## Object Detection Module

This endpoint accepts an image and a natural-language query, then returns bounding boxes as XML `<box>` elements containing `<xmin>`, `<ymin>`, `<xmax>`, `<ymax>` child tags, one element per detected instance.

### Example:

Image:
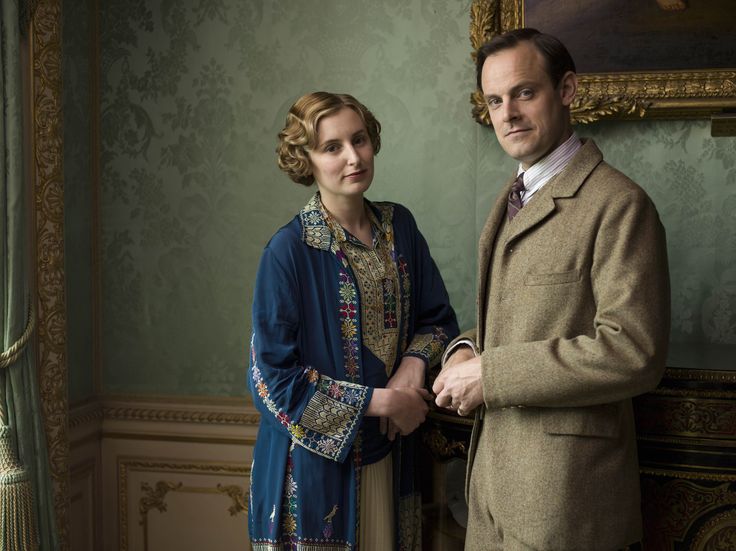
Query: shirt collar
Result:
<box><xmin>517</xmin><ymin>132</ymin><xmax>582</xmax><ymax>202</ymax></box>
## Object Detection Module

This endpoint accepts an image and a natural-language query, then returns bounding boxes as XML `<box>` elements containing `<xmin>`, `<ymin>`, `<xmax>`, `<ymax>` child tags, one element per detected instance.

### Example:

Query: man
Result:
<box><xmin>433</xmin><ymin>28</ymin><xmax>670</xmax><ymax>551</ymax></box>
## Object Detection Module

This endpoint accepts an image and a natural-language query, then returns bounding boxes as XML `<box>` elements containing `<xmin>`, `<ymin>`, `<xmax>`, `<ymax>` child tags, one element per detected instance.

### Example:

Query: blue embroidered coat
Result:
<box><xmin>248</xmin><ymin>194</ymin><xmax>458</xmax><ymax>550</ymax></box>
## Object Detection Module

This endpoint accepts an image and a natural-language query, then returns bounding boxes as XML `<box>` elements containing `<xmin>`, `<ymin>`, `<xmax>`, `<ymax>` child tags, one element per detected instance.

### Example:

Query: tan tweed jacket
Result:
<box><xmin>460</xmin><ymin>139</ymin><xmax>670</xmax><ymax>550</ymax></box>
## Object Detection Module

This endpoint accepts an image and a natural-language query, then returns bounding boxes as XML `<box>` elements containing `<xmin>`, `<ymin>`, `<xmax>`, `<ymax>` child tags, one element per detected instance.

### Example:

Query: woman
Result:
<box><xmin>248</xmin><ymin>92</ymin><xmax>458</xmax><ymax>551</ymax></box>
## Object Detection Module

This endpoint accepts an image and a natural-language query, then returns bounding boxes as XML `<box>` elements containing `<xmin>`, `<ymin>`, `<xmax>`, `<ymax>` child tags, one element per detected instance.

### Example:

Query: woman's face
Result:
<box><xmin>308</xmin><ymin>107</ymin><xmax>374</xmax><ymax>205</ymax></box>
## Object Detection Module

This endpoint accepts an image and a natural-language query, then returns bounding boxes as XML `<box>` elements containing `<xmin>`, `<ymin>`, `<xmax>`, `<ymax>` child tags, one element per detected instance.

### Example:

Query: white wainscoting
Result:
<box><xmin>69</xmin><ymin>396</ymin><xmax>259</xmax><ymax>551</ymax></box>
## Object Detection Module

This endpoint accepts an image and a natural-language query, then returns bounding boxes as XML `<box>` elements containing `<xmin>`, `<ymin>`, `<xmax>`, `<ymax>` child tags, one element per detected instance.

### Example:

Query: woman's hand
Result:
<box><xmin>382</xmin><ymin>356</ymin><xmax>426</xmax><ymax>439</ymax></box>
<box><xmin>387</xmin><ymin>355</ymin><xmax>426</xmax><ymax>389</ymax></box>
<box><xmin>367</xmin><ymin>387</ymin><xmax>433</xmax><ymax>441</ymax></box>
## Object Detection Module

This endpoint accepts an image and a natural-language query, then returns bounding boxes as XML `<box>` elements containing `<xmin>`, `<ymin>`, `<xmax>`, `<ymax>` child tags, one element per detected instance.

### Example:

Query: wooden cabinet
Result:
<box><xmin>421</xmin><ymin>367</ymin><xmax>736</xmax><ymax>550</ymax></box>
<box><xmin>635</xmin><ymin>367</ymin><xmax>736</xmax><ymax>550</ymax></box>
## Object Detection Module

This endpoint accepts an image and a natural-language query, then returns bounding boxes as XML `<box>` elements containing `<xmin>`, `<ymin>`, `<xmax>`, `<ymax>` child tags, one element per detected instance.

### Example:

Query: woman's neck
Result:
<box><xmin>321</xmin><ymin>193</ymin><xmax>372</xmax><ymax>246</ymax></box>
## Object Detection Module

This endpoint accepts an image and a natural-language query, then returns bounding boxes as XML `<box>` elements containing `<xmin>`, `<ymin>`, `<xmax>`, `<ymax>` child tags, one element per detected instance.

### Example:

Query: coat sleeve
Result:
<box><xmin>483</xmin><ymin>187</ymin><xmax>670</xmax><ymax>408</ymax></box>
<box><xmin>399</xmin><ymin>207</ymin><xmax>460</xmax><ymax>368</ymax></box>
<box><xmin>249</xmin><ymin>243</ymin><xmax>373</xmax><ymax>463</ymax></box>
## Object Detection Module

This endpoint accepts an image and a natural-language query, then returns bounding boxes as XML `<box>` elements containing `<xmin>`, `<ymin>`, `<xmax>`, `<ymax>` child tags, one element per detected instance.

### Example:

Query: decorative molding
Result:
<box><xmin>468</xmin><ymin>0</ymin><xmax>736</xmax><ymax>124</ymax></box>
<box><xmin>641</xmin><ymin>477</ymin><xmax>736</xmax><ymax>549</ymax></box>
<box><xmin>640</xmin><ymin>468</ymin><xmax>736</xmax><ymax>483</ymax></box>
<box><xmin>70</xmin><ymin>396</ymin><xmax>260</xmax><ymax>428</ymax></box>
<box><xmin>138</xmin><ymin>480</ymin><xmax>249</xmax><ymax>551</ymax></box>
<box><xmin>651</xmin><ymin>387</ymin><xmax>736</xmax><ymax>400</ymax></box>
<box><xmin>119</xmin><ymin>459</ymin><xmax>250</xmax><ymax>551</ymax></box>
<box><xmin>102</xmin><ymin>405</ymin><xmax>260</xmax><ymax>426</ymax></box>
<box><xmin>637</xmin><ymin>435</ymin><xmax>736</xmax><ymax>449</ymax></box>
<box><xmin>691</xmin><ymin>509</ymin><xmax>736</xmax><ymax>551</ymax></box>
<box><xmin>663</xmin><ymin>368</ymin><xmax>736</xmax><ymax>385</ymax></box>
<box><xmin>139</xmin><ymin>481</ymin><xmax>182</xmax><ymax>521</ymax></box>
<box><xmin>422</xmin><ymin>426</ymin><xmax>467</xmax><ymax>460</ymax></box>
<box><xmin>103</xmin><ymin>432</ymin><xmax>256</xmax><ymax>446</ymax></box>
<box><xmin>635</xmin><ymin>397</ymin><xmax>736</xmax><ymax>440</ymax></box>
<box><xmin>69</xmin><ymin>401</ymin><xmax>104</xmax><ymax>430</ymax></box>
<box><xmin>216</xmin><ymin>483</ymin><xmax>249</xmax><ymax>516</ymax></box>
<box><xmin>139</xmin><ymin>480</ymin><xmax>183</xmax><ymax>551</ymax></box>
<box><xmin>31</xmin><ymin>1</ymin><xmax>70</xmax><ymax>549</ymax></box>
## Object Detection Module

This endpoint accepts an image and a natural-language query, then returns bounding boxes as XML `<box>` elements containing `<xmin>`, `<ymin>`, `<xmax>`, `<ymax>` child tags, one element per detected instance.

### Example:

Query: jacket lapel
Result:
<box><xmin>476</xmin><ymin>183</ymin><xmax>511</xmax><ymax>339</ymax></box>
<box><xmin>503</xmin><ymin>139</ymin><xmax>604</xmax><ymax>247</ymax></box>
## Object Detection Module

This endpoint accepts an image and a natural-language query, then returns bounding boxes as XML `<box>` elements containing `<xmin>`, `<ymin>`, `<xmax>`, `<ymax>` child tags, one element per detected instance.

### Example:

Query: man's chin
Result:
<box><xmin>500</xmin><ymin>144</ymin><xmax>529</xmax><ymax>163</ymax></box>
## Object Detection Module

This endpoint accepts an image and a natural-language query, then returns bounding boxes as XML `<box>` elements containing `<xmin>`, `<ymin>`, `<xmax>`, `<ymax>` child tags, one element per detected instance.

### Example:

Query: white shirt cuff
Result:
<box><xmin>441</xmin><ymin>338</ymin><xmax>479</xmax><ymax>367</ymax></box>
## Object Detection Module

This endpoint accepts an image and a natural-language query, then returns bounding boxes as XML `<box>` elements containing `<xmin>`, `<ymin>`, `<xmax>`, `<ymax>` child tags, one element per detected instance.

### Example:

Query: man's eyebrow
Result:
<box><xmin>484</xmin><ymin>81</ymin><xmax>538</xmax><ymax>100</ymax></box>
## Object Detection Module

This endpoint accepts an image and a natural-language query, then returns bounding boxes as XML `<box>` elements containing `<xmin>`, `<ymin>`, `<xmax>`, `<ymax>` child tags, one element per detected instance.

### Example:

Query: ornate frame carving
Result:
<box><xmin>469</xmin><ymin>0</ymin><xmax>736</xmax><ymax>125</ymax></box>
<box><xmin>30</xmin><ymin>0</ymin><xmax>69</xmax><ymax>549</ymax></box>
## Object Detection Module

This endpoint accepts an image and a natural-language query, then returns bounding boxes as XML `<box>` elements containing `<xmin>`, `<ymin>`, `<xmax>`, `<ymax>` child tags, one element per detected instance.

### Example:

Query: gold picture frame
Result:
<box><xmin>469</xmin><ymin>0</ymin><xmax>736</xmax><ymax>125</ymax></box>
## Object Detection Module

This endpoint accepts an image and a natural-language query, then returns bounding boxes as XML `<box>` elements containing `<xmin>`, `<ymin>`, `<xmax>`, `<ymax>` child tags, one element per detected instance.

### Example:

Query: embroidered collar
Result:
<box><xmin>299</xmin><ymin>192</ymin><xmax>387</xmax><ymax>251</ymax></box>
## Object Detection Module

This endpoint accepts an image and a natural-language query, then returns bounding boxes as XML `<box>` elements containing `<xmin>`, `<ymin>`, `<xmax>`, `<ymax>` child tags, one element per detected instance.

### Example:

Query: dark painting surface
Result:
<box><xmin>524</xmin><ymin>0</ymin><xmax>736</xmax><ymax>73</ymax></box>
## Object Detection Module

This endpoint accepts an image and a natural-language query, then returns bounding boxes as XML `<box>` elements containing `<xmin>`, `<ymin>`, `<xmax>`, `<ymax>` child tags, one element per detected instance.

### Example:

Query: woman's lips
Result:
<box><xmin>345</xmin><ymin>169</ymin><xmax>367</xmax><ymax>179</ymax></box>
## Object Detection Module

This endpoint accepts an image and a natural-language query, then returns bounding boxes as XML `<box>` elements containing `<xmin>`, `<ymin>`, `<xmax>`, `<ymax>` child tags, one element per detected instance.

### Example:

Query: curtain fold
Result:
<box><xmin>1</xmin><ymin>0</ymin><xmax>59</xmax><ymax>549</ymax></box>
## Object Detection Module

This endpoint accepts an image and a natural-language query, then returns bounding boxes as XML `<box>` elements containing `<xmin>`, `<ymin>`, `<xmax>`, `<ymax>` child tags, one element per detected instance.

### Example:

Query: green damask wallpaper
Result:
<box><xmin>586</xmin><ymin>120</ymin><xmax>736</xmax><ymax>363</ymax></box>
<box><xmin>63</xmin><ymin>0</ymin><xmax>94</xmax><ymax>404</ymax></box>
<box><xmin>98</xmin><ymin>0</ymin><xmax>736</xmax><ymax>397</ymax></box>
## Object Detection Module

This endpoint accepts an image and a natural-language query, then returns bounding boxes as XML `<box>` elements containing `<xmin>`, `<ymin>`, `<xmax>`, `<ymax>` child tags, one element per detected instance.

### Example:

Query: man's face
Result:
<box><xmin>481</xmin><ymin>42</ymin><xmax>575</xmax><ymax>170</ymax></box>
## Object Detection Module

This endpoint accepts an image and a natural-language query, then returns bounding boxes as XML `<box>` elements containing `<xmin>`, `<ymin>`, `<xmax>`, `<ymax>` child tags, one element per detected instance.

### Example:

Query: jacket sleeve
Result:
<box><xmin>483</xmin><ymin>187</ymin><xmax>670</xmax><ymax>408</ymax></box>
<box><xmin>399</xmin><ymin>207</ymin><xmax>460</xmax><ymax>368</ymax></box>
<box><xmin>249</xmin><ymin>243</ymin><xmax>372</xmax><ymax>463</ymax></box>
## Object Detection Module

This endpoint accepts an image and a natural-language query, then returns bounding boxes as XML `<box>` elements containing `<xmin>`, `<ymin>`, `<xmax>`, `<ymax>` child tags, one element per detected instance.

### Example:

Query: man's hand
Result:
<box><xmin>432</xmin><ymin>355</ymin><xmax>484</xmax><ymax>416</ymax></box>
<box><xmin>443</xmin><ymin>345</ymin><xmax>475</xmax><ymax>369</ymax></box>
<box><xmin>382</xmin><ymin>356</ymin><xmax>426</xmax><ymax>440</ymax></box>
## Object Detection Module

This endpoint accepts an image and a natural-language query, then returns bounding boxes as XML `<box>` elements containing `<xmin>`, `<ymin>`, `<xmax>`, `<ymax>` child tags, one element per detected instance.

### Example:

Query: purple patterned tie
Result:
<box><xmin>507</xmin><ymin>173</ymin><xmax>526</xmax><ymax>221</ymax></box>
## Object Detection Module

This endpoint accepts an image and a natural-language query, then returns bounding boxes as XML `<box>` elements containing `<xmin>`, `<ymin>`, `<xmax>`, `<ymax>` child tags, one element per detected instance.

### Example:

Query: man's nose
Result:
<box><xmin>501</xmin><ymin>100</ymin><xmax>518</xmax><ymax>122</ymax></box>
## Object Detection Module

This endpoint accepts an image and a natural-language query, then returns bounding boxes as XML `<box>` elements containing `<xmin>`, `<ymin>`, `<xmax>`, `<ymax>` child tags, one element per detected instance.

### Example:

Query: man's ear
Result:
<box><xmin>558</xmin><ymin>70</ymin><xmax>577</xmax><ymax>107</ymax></box>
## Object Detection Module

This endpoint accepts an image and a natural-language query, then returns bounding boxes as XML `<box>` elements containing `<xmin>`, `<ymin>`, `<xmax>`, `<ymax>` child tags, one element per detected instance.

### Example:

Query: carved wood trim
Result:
<box><xmin>31</xmin><ymin>1</ymin><xmax>69</xmax><ymax>549</ymax></box>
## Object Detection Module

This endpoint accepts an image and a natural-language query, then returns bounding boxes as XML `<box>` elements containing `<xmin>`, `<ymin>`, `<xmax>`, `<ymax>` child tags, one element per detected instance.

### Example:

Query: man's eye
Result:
<box><xmin>519</xmin><ymin>89</ymin><xmax>533</xmax><ymax>98</ymax></box>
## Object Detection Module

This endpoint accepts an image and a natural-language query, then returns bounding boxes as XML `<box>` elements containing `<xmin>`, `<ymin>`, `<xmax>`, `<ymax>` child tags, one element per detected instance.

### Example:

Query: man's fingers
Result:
<box><xmin>417</xmin><ymin>388</ymin><xmax>433</xmax><ymax>401</ymax></box>
<box><xmin>434</xmin><ymin>389</ymin><xmax>452</xmax><ymax>408</ymax></box>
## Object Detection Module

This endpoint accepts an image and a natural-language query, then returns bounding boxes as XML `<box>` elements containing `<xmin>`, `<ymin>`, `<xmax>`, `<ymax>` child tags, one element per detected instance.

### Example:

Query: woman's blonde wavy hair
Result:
<box><xmin>277</xmin><ymin>92</ymin><xmax>382</xmax><ymax>186</ymax></box>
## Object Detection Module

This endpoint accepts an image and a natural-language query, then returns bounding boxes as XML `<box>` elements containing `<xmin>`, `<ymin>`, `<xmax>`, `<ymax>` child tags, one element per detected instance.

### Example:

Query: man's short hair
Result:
<box><xmin>475</xmin><ymin>28</ymin><xmax>576</xmax><ymax>90</ymax></box>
